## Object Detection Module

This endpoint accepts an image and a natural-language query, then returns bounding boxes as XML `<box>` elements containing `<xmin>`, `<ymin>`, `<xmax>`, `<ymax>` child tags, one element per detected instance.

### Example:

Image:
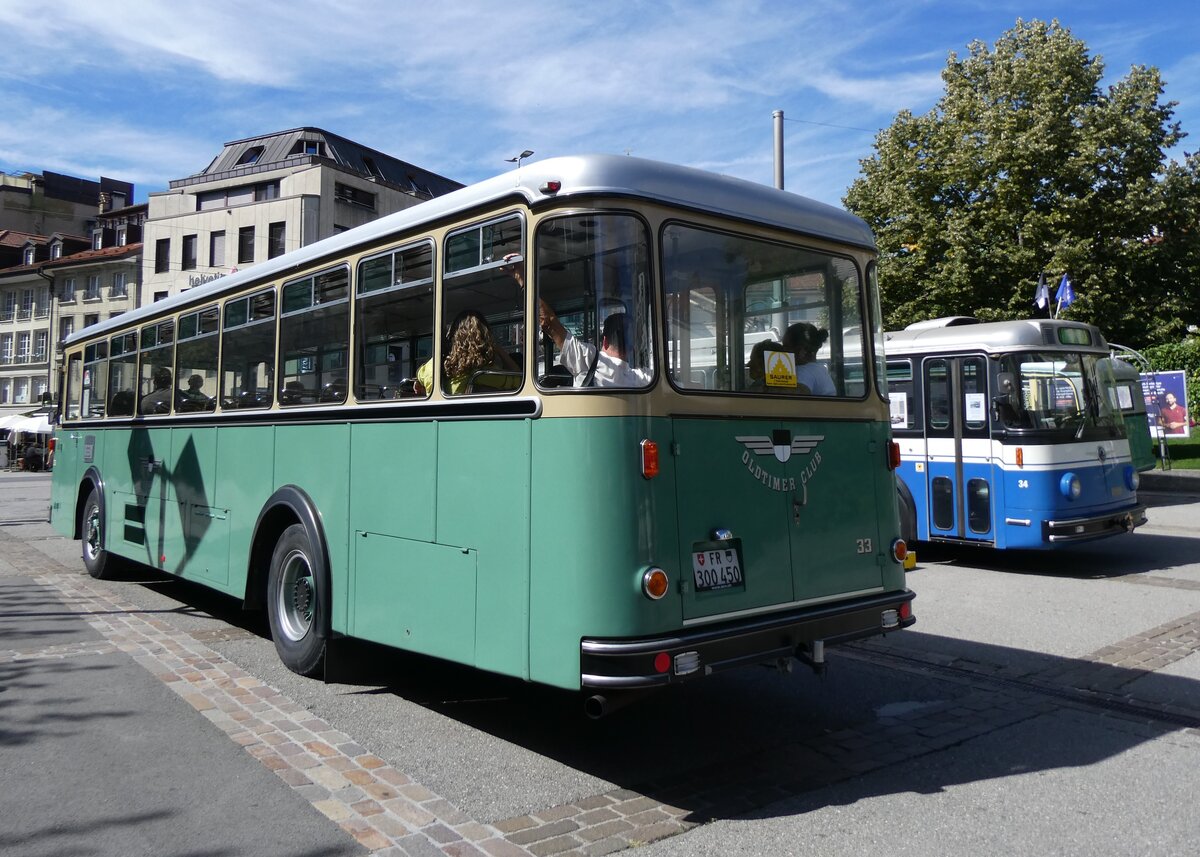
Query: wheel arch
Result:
<box><xmin>895</xmin><ymin>476</ymin><xmax>919</xmax><ymax>544</ymax></box>
<box><xmin>245</xmin><ymin>485</ymin><xmax>331</xmax><ymax>630</ymax></box>
<box><xmin>73</xmin><ymin>467</ymin><xmax>106</xmax><ymax>542</ymax></box>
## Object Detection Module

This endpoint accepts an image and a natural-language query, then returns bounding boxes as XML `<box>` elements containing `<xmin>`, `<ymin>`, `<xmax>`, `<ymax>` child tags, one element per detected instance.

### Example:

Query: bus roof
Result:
<box><xmin>65</xmin><ymin>154</ymin><xmax>875</xmax><ymax>347</ymax></box>
<box><xmin>884</xmin><ymin>317</ymin><xmax>1108</xmax><ymax>355</ymax></box>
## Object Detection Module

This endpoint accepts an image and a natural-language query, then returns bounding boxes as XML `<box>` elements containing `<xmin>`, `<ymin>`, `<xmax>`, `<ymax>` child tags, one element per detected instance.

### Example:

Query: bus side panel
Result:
<box><xmin>275</xmin><ymin>424</ymin><xmax>350</xmax><ymax>635</ymax></box>
<box><xmin>216</xmin><ymin>426</ymin><xmax>275</xmax><ymax>597</ymax></box>
<box><xmin>436</xmin><ymin>418</ymin><xmax>531</xmax><ymax>680</ymax></box>
<box><xmin>110</xmin><ymin>427</ymin><xmax>177</xmax><ymax>570</ymax></box>
<box><xmin>870</xmin><ymin>421</ymin><xmax>907</xmax><ymax>594</ymax></box>
<box><xmin>169</xmin><ymin>426</ymin><xmax>229</xmax><ymax>587</ymax></box>
<box><xmin>528</xmin><ymin>416</ymin><xmax>677</xmax><ymax>690</ymax></box>
<box><xmin>49</xmin><ymin>429</ymin><xmax>81</xmax><ymax>536</ymax></box>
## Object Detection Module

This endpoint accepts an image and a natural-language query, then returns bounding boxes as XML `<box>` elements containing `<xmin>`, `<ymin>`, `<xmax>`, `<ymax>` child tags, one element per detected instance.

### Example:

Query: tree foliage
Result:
<box><xmin>844</xmin><ymin>19</ymin><xmax>1200</xmax><ymax>350</ymax></box>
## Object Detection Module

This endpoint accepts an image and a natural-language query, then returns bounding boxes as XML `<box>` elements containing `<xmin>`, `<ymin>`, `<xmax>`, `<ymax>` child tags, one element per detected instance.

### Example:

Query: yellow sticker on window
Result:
<box><xmin>764</xmin><ymin>349</ymin><xmax>797</xmax><ymax>387</ymax></box>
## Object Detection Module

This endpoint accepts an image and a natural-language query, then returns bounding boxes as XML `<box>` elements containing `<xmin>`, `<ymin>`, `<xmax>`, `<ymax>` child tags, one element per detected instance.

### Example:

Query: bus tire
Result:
<box><xmin>81</xmin><ymin>487</ymin><xmax>117</xmax><ymax>580</ymax></box>
<box><xmin>267</xmin><ymin>523</ymin><xmax>327</xmax><ymax>677</ymax></box>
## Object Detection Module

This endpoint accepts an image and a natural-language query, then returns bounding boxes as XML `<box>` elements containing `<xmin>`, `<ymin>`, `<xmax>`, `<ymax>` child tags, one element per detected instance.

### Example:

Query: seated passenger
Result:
<box><xmin>139</xmin><ymin>367</ymin><xmax>174</xmax><ymax>414</ymax></box>
<box><xmin>782</xmin><ymin>322</ymin><xmax>836</xmax><ymax>396</ymax></box>
<box><xmin>539</xmin><ymin>306</ymin><xmax>651</xmax><ymax>388</ymax></box>
<box><xmin>415</xmin><ymin>310</ymin><xmax>517</xmax><ymax>395</ymax></box>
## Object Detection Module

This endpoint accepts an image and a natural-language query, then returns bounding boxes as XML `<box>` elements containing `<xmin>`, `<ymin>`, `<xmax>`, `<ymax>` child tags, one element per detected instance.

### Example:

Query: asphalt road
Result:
<box><xmin>3</xmin><ymin>470</ymin><xmax>1199</xmax><ymax>856</ymax></box>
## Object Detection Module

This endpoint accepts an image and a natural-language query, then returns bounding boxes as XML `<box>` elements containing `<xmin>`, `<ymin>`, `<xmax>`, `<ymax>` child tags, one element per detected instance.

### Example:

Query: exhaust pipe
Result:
<box><xmin>583</xmin><ymin>690</ymin><xmax>648</xmax><ymax>719</ymax></box>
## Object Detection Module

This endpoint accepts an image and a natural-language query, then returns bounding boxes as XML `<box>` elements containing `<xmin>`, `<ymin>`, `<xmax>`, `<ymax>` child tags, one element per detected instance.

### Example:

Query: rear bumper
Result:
<box><xmin>580</xmin><ymin>589</ymin><xmax>915</xmax><ymax>689</ymax></box>
<box><xmin>1042</xmin><ymin>504</ymin><xmax>1147</xmax><ymax>543</ymax></box>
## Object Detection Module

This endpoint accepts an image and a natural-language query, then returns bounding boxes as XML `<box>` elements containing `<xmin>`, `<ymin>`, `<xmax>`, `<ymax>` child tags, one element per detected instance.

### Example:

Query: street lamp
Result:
<box><xmin>506</xmin><ymin>150</ymin><xmax>534</xmax><ymax>168</ymax></box>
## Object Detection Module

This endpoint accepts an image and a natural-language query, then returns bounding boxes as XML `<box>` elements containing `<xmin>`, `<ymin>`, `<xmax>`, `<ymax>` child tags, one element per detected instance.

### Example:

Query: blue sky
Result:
<box><xmin>1</xmin><ymin>1</ymin><xmax>1196</xmax><ymax>208</ymax></box>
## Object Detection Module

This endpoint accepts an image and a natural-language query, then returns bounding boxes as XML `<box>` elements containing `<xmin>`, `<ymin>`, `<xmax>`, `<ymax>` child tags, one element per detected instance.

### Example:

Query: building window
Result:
<box><xmin>362</xmin><ymin>156</ymin><xmax>384</xmax><ymax>179</ymax></box>
<box><xmin>84</xmin><ymin>314</ymin><xmax>100</xmax><ymax>328</ymax></box>
<box><xmin>154</xmin><ymin>291</ymin><xmax>168</xmax><ymax>302</ymax></box>
<box><xmin>59</xmin><ymin>317</ymin><xmax>74</xmax><ymax>342</ymax></box>
<box><xmin>238</xmin><ymin>226</ymin><xmax>255</xmax><ymax>264</ymax></box>
<box><xmin>290</xmin><ymin>139</ymin><xmax>325</xmax><ymax>157</ymax></box>
<box><xmin>236</xmin><ymin>145</ymin><xmax>265</xmax><ymax>165</ymax></box>
<box><xmin>92</xmin><ymin>232</ymin><xmax>103</xmax><ymax>250</ymax></box>
<box><xmin>35</xmin><ymin>331</ymin><xmax>47</xmax><ymax>359</ymax></box>
<box><xmin>61</xmin><ymin>278</ymin><xmax>76</xmax><ymax>303</ymax></box>
<box><xmin>0</xmin><ymin>379</ymin><xmax>8</xmax><ymax>403</ymax></box>
<box><xmin>84</xmin><ymin>276</ymin><xmax>101</xmax><ymax>300</ymax></box>
<box><xmin>23</xmin><ymin>247</ymin><xmax>35</xmax><ymax>265</ymax></box>
<box><xmin>51</xmin><ymin>242</ymin><xmax>62</xmax><ymax>259</ymax></box>
<box><xmin>117</xmin><ymin>227</ymin><xmax>127</xmax><ymax>246</ymax></box>
<box><xmin>2</xmin><ymin>292</ymin><xmax>16</xmax><ymax>320</ymax></box>
<box><xmin>182</xmin><ymin>234</ymin><xmax>198</xmax><ymax>270</ymax></box>
<box><xmin>334</xmin><ymin>183</ymin><xmax>375</xmax><ymax>210</ymax></box>
<box><xmin>268</xmin><ymin>222</ymin><xmax>286</xmax><ymax>259</ymax></box>
<box><xmin>210</xmin><ymin>231</ymin><xmax>225</xmax><ymax>267</ymax></box>
<box><xmin>255</xmin><ymin>181</ymin><xmax>280</xmax><ymax>201</ymax></box>
<box><xmin>19</xmin><ymin>289</ymin><xmax>33</xmax><ymax>319</ymax></box>
<box><xmin>111</xmin><ymin>272</ymin><xmax>127</xmax><ymax>297</ymax></box>
<box><xmin>155</xmin><ymin>238</ymin><xmax>170</xmax><ymax>273</ymax></box>
<box><xmin>14</xmin><ymin>377</ymin><xmax>28</xmax><ymax>404</ymax></box>
<box><xmin>17</xmin><ymin>332</ymin><xmax>30</xmax><ymax>361</ymax></box>
<box><xmin>1</xmin><ymin>334</ymin><xmax>12</xmax><ymax>363</ymax></box>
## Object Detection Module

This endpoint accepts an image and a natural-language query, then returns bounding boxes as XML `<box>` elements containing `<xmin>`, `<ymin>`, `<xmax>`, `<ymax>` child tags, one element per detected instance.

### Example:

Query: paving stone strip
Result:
<box><xmin>1</xmin><ymin>538</ymin><xmax>531</xmax><ymax>857</ymax></box>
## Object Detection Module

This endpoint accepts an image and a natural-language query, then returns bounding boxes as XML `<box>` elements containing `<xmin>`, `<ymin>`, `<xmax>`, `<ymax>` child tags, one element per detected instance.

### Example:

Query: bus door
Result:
<box><xmin>922</xmin><ymin>355</ymin><xmax>995</xmax><ymax>542</ymax></box>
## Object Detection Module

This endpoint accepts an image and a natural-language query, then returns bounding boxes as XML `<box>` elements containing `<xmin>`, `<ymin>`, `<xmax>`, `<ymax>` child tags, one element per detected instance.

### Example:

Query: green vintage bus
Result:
<box><xmin>51</xmin><ymin>155</ymin><xmax>914</xmax><ymax>715</ymax></box>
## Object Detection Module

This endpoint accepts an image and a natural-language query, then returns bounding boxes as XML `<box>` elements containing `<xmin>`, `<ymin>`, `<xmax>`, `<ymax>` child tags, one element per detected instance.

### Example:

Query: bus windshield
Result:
<box><xmin>662</xmin><ymin>223</ymin><xmax>867</xmax><ymax>397</ymax></box>
<box><xmin>997</xmin><ymin>351</ymin><xmax>1121</xmax><ymax>435</ymax></box>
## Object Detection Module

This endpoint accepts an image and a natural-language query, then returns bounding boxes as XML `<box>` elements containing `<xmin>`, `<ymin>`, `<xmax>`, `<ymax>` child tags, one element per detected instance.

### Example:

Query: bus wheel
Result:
<box><xmin>267</xmin><ymin>524</ymin><xmax>327</xmax><ymax>677</ymax></box>
<box><xmin>81</xmin><ymin>487</ymin><xmax>116</xmax><ymax>580</ymax></box>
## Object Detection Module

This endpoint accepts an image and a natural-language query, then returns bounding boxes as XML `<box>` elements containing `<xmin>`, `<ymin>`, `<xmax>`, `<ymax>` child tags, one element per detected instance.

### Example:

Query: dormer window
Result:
<box><xmin>93</xmin><ymin>231</ymin><xmax>103</xmax><ymax>250</ymax></box>
<box><xmin>50</xmin><ymin>242</ymin><xmax>62</xmax><ymax>260</ymax></box>
<box><xmin>290</xmin><ymin>139</ymin><xmax>325</xmax><ymax>157</ymax></box>
<box><xmin>236</xmin><ymin>145</ymin><xmax>265</xmax><ymax>166</ymax></box>
<box><xmin>23</xmin><ymin>247</ymin><xmax>35</xmax><ymax>265</ymax></box>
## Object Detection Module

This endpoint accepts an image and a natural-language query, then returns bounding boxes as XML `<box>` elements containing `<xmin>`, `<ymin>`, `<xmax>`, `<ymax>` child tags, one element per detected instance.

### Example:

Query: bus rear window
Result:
<box><xmin>663</xmin><ymin>224</ymin><xmax>866</xmax><ymax>398</ymax></box>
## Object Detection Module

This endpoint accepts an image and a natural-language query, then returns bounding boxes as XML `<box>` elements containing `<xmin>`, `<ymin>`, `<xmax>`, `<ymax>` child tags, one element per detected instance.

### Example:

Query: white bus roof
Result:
<box><xmin>884</xmin><ymin>317</ymin><xmax>1108</xmax><ymax>355</ymax></box>
<box><xmin>66</xmin><ymin>154</ymin><xmax>875</xmax><ymax>347</ymax></box>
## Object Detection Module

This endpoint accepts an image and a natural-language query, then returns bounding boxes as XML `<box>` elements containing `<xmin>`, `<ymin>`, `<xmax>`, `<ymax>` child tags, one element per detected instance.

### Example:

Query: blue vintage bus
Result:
<box><xmin>885</xmin><ymin>317</ymin><xmax>1146</xmax><ymax>549</ymax></box>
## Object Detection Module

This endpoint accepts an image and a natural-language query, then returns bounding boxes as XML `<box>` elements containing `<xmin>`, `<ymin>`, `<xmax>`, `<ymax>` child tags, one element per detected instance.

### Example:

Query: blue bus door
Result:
<box><xmin>923</xmin><ymin>356</ymin><xmax>995</xmax><ymax>543</ymax></box>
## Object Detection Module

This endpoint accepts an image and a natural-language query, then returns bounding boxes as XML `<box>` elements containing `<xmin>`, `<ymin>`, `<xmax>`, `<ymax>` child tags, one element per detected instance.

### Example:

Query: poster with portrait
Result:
<box><xmin>1140</xmin><ymin>370</ymin><xmax>1190</xmax><ymax>438</ymax></box>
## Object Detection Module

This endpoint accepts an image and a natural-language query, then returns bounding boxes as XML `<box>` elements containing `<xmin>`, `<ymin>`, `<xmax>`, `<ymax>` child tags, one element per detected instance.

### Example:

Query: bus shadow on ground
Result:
<box><xmin>116</xmin><ymin>566</ymin><xmax>1200</xmax><ymax>825</ymax></box>
<box><xmin>324</xmin><ymin>629</ymin><xmax>1200</xmax><ymax>824</ymax></box>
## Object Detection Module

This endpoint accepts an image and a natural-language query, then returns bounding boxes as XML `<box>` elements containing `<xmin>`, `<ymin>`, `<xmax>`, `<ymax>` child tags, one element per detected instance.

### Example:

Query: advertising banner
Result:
<box><xmin>1141</xmin><ymin>370</ymin><xmax>1190</xmax><ymax>438</ymax></box>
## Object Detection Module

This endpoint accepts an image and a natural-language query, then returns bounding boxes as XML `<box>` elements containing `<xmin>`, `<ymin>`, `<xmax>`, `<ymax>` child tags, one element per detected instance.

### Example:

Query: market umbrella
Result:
<box><xmin>9</xmin><ymin>413</ymin><xmax>52</xmax><ymax>434</ymax></box>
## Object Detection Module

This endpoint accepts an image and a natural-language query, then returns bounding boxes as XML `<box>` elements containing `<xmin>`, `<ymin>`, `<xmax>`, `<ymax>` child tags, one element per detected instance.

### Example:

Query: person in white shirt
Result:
<box><xmin>540</xmin><ymin>305</ymin><xmax>651</xmax><ymax>388</ymax></box>
<box><xmin>782</xmin><ymin>322</ymin><xmax>837</xmax><ymax>396</ymax></box>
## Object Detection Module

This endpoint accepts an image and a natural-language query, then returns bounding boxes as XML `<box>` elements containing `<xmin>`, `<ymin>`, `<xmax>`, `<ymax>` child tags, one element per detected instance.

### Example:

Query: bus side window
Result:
<box><xmin>355</xmin><ymin>242</ymin><xmax>434</xmax><ymax>400</ymax></box>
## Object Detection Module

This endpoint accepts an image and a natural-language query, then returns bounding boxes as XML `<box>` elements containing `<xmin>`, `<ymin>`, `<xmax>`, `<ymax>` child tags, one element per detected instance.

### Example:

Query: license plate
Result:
<box><xmin>692</xmin><ymin>542</ymin><xmax>744</xmax><ymax>592</ymax></box>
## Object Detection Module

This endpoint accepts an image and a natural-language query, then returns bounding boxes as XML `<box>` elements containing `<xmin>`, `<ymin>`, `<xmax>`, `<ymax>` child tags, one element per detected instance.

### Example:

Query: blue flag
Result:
<box><xmin>1033</xmin><ymin>273</ymin><xmax>1049</xmax><ymax>310</ymax></box>
<box><xmin>1055</xmin><ymin>274</ymin><xmax>1076</xmax><ymax>310</ymax></box>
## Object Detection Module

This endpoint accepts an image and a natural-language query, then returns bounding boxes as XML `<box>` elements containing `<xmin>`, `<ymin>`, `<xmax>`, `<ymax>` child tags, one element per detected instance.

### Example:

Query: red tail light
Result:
<box><xmin>641</xmin><ymin>439</ymin><xmax>659</xmax><ymax>479</ymax></box>
<box><xmin>888</xmin><ymin>441</ymin><xmax>901</xmax><ymax>470</ymax></box>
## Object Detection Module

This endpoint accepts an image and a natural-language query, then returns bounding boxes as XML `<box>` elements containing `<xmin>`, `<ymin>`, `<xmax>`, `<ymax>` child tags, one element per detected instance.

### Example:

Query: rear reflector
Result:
<box><xmin>641</xmin><ymin>439</ymin><xmax>659</xmax><ymax>479</ymax></box>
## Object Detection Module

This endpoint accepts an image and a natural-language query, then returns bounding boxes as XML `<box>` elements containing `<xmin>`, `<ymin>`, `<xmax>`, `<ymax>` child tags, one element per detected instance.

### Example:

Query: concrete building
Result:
<box><xmin>142</xmin><ymin>128</ymin><xmax>462</xmax><ymax>304</ymax></box>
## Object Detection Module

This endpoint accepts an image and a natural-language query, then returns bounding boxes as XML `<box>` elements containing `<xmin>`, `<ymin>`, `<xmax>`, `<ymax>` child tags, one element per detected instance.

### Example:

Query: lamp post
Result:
<box><xmin>506</xmin><ymin>150</ymin><xmax>535</xmax><ymax>168</ymax></box>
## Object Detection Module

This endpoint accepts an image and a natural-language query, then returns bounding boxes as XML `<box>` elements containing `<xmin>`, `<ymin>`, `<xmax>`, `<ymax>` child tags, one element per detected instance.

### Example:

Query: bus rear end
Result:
<box><xmin>526</xmin><ymin>206</ymin><xmax>913</xmax><ymax>703</ymax></box>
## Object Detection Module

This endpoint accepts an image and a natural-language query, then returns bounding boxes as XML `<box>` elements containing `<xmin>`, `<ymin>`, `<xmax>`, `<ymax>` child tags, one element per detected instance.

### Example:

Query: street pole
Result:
<box><xmin>773</xmin><ymin>110</ymin><xmax>784</xmax><ymax>190</ymax></box>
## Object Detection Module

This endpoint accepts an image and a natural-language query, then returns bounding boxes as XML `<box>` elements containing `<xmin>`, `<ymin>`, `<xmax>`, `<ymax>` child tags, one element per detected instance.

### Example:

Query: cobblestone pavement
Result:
<box><xmin>5</xmin><ymin>521</ymin><xmax>1200</xmax><ymax>857</ymax></box>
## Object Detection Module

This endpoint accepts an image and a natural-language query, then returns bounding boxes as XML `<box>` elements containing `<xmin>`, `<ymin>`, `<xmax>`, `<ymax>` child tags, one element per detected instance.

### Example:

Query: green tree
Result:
<box><xmin>844</xmin><ymin>19</ymin><xmax>1198</xmax><ymax>350</ymax></box>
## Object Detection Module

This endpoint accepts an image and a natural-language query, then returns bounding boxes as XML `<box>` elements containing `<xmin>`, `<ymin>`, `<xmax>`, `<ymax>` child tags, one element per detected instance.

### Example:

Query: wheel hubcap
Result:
<box><xmin>277</xmin><ymin>550</ymin><xmax>315</xmax><ymax>642</ymax></box>
<box><xmin>84</xmin><ymin>508</ymin><xmax>100</xmax><ymax>561</ymax></box>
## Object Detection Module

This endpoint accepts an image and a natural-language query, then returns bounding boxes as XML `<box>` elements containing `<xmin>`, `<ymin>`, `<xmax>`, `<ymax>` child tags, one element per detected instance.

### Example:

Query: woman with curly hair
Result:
<box><xmin>415</xmin><ymin>310</ymin><xmax>518</xmax><ymax>395</ymax></box>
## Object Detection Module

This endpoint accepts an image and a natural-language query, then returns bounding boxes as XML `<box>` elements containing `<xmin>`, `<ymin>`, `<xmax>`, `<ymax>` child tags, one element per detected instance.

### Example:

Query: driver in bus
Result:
<box><xmin>503</xmin><ymin>253</ymin><xmax>650</xmax><ymax>388</ymax></box>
